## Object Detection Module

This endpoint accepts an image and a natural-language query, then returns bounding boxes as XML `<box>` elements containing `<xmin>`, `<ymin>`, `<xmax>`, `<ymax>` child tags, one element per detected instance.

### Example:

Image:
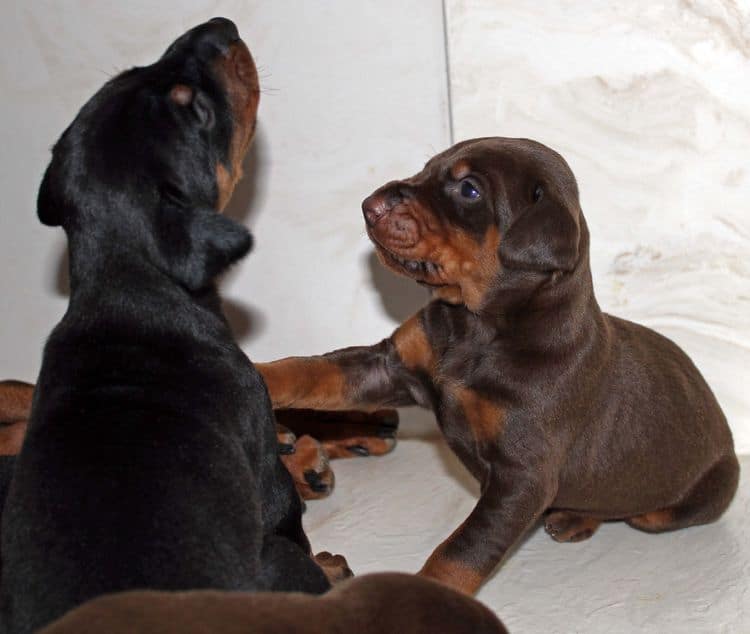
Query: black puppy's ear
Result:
<box><xmin>500</xmin><ymin>191</ymin><xmax>580</xmax><ymax>273</ymax></box>
<box><xmin>37</xmin><ymin>163</ymin><xmax>64</xmax><ymax>227</ymax></box>
<box><xmin>158</xmin><ymin>205</ymin><xmax>253</xmax><ymax>291</ymax></box>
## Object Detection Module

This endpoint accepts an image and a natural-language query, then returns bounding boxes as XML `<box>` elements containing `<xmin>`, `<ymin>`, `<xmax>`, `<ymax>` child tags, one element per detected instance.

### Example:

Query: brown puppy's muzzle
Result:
<box><xmin>362</xmin><ymin>176</ymin><xmax>501</xmax><ymax>312</ymax></box>
<box><xmin>362</xmin><ymin>187</ymin><xmax>421</xmax><ymax>251</ymax></box>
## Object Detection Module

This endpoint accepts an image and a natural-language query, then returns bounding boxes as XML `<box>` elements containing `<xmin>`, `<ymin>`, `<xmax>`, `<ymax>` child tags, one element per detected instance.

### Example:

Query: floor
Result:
<box><xmin>305</xmin><ymin>409</ymin><xmax>749</xmax><ymax>633</ymax></box>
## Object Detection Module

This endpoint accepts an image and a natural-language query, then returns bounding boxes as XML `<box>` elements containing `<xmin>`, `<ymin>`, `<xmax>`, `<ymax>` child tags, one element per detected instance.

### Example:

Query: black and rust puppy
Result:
<box><xmin>257</xmin><ymin>137</ymin><xmax>740</xmax><ymax>595</ymax></box>
<box><xmin>0</xmin><ymin>382</ymin><xmax>398</xmax><ymax>501</ymax></box>
<box><xmin>0</xmin><ymin>19</ymin><xmax>346</xmax><ymax>634</ymax></box>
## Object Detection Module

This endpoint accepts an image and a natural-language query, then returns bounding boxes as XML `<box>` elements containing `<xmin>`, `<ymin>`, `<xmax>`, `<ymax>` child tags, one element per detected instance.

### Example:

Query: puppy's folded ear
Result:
<box><xmin>157</xmin><ymin>205</ymin><xmax>253</xmax><ymax>291</ymax></box>
<box><xmin>500</xmin><ymin>195</ymin><xmax>580</xmax><ymax>273</ymax></box>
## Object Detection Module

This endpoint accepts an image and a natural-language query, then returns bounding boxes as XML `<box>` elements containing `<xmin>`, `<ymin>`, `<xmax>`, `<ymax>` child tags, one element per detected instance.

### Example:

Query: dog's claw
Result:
<box><xmin>304</xmin><ymin>469</ymin><xmax>331</xmax><ymax>493</ymax></box>
<box><xmin>347</xmin><ymin>444</ymin><xmax>370</xmax><ymax>457</ymax></box>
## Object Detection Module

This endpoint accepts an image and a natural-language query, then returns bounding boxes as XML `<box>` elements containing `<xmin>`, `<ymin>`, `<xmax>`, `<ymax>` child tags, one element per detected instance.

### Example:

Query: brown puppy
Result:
<box><xmin>256</xmin><ymin>137</ymin><xmax>740</xmax><ymax>594</ymax></box>
<box><xmin>0</xmin><ymin>381</ymin><xmax>396</xmax><ymax>500</ymax></box>
<box><xmin>39</xmin><ymin>573</ymin><xmax>507</xmax><ymax>634</ymax></box>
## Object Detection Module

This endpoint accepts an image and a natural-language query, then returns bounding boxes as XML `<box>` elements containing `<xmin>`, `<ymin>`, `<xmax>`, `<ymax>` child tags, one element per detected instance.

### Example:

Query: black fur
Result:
<box><xmin>1</xmin><ymin>19</ymin><xmax>328</xmax><ymax>634</ymax></box>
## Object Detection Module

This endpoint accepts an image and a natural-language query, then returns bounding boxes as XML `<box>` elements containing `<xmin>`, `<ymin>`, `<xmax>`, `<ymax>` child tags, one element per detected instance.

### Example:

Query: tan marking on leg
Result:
<box><xmin>258</xmin><ymin>359</ymin><xmax>347</xmax><ymax>410</ymax></box>
<box><xmin>628</xmin><ymin>509</ymin><xmax>675</xmax><ymax>532</ymax></box>
<box><xmin>419</xmin><ymin>552</ymin><xmax>484</xmax><ymax>596</ymax></box>
<box><xmin>392</xmin><ymin>314</ymin><xmax>435</xmax><ymax>372</ymax></box>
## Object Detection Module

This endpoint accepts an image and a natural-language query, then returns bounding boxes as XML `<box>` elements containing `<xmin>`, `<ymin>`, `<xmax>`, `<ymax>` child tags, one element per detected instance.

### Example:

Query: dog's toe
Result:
<box><xmin>276</xmin><ymin>423</ymin><xmax>297</xmax><ymax>454</ymax></box>
<box><xmin>544</xmin><ymin>511</ymin><xmax>601</xmax><ymax>543</ymax></box>
<box><xmin>314</xmin><ymin>551</ymin><xmax>353</xmax><ymax>584</ymax></box>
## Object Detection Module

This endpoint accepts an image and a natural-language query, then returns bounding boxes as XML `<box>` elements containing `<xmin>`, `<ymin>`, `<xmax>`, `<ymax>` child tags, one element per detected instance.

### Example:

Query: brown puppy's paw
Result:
<box><xmin>544</xmin><ymin>511</ymin><xmax>602</xmax><ymax>543</ymax></box>
<box><xmin>314</xmin><ymin>551</ymin><xmax>353</xmax><ymax>585</ymax></box>
<box><xmin>280</xmin><ymin>435</ymin><xmax>334</xmax><ymax>500</ymax></box>
<box><xmin>275</xmin><ymin>408</ymin><xmax>399</xmax><ymax>460</ymax></box>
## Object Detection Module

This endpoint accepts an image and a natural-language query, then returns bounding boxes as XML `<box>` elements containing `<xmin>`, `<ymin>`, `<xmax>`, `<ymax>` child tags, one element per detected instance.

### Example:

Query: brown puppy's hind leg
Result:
<box><xmin>544</xmin><ymin>511</ymin><xmax>602</xmax><ymax>543</ymax></box>
<box><xmin>627</xmin><ymin>454</ymin><xmax>740</xmax><ymax>533</ymax></box>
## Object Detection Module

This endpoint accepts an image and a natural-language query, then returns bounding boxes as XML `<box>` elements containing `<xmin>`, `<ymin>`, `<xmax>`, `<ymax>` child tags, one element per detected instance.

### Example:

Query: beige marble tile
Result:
<box><xmin>446</xmin><ymin>0</ymin><xmax>750</xmax><ymax>452</ymax></box>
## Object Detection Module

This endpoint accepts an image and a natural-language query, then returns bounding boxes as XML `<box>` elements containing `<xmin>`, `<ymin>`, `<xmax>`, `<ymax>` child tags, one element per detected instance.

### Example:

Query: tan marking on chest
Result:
<box><xmin>392</xmin><ymin>314</ymin><xmax>436</xmax><ymax>373</ymax></box>
<box><xmin>449</xmin><ymin>383</ymin><xmax>505</xmax><ymax>442</ymax></box>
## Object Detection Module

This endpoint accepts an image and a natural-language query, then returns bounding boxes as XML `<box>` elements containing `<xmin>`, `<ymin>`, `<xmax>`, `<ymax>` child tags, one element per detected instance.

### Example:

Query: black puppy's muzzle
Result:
<box><xmin>161</xmin><ymin>17</ymin><xmax>241</xmax><ymax>61</ymax></box>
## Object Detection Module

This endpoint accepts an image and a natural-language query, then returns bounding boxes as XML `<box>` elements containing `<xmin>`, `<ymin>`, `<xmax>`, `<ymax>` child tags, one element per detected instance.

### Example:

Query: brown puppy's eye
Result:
<box><xmin>533</xmin><ymin>184</ymin><xmax>544</xmax><ymax>202</ymax></box>
<box><xmin>459</xmin><ymin>178</ymin><xmax>481</xmax><ymax>200</ymax></box>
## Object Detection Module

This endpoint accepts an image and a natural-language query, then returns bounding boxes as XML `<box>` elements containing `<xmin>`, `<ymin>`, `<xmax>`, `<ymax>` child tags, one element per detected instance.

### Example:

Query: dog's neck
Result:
<box><xmin>64</xmin><ymin>228</ymin><xmax>225</xmax><ymax>331</ymax></box>
<box><xmin>477</xmin><ymin>227</ymin><xmax>606</xmax><ymax>354</ymax></box>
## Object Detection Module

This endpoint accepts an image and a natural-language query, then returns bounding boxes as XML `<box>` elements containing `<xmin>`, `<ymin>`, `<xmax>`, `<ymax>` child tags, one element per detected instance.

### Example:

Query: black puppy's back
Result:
<box><xmin>1</xmin><ymin>19</ymin><xmax>329</xmax><ymax>633</ymax></box>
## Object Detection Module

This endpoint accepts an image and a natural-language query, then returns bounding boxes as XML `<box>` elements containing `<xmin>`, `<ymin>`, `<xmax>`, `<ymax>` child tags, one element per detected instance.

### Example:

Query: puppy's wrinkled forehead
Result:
<box><xmin>422</xmin><ymin>137</ymin><xmax>580</xmax><ymax>209</ymax></box>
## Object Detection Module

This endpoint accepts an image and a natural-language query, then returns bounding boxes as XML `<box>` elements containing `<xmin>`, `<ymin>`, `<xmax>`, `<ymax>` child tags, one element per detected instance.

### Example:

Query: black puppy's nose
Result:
<box><xmin>362</xmin><ymin>186</ymin><xmax>406</xmax><ymax>227</ymax></box>
<box><xmin>197</xmin><ymin>17</ymin><xmax>240</xmax><ymax>51</ymax></box>
<box><xmin>206</xmin><ymin>17</ymin><xmax>240</xmax><ymax>44</ymax></box>
<box><xmin>164</xmin><ymin>17</ymin><xmax>240</xmax><ymax>59</ymax></box>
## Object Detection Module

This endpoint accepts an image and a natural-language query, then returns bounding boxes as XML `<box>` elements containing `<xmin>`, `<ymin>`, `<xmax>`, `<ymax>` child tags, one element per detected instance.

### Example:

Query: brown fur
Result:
<box><xmin>259</xmin><ymin>137</ymin><xmax>740</xmax><ymax>594</ymax></box>
<box><xmin>40</xmin><ymin>573</ymin><xmax>507</xmax><ymax>634</ymax></box>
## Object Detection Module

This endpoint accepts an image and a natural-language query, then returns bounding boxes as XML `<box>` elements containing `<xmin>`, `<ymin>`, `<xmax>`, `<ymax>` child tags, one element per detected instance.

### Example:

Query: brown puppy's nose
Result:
<box><xmin>362</xmin><ymin>188</ymin><xmax>405</xmax><ymax>227</ymax></box>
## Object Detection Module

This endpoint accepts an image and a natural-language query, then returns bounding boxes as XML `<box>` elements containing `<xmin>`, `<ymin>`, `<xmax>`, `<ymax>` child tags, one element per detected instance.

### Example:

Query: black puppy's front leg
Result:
<box><xmin>419</xmin><ymin>445</ymin><xmax>555</xmax><ymax>595</ymax></box>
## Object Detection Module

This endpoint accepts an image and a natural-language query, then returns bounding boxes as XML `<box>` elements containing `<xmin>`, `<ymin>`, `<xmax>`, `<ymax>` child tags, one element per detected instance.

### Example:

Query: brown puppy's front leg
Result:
<box><xmin>257</xmin><ymin>314</ymin><xmax>432</xmax><ymax>412</ymax></box>
<box><xmin>420</xmin><ymin>455</ymin><xmax>554</xmax><ymax>595</ymax></box>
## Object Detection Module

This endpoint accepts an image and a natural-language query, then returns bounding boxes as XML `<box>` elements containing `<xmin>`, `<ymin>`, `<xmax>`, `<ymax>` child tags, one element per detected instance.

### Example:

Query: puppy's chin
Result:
<box><xmin>372</xmin><ymin>243</ymin><xmax>465</xmax><ymax>306</ymax></box>
<box><xmin>372</xmin><ymin>242</ymin><xmax>440</xmax><ymax>284</ymax></box>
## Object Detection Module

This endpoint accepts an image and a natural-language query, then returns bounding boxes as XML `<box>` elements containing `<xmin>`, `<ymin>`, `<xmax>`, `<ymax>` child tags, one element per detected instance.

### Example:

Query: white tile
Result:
<box><xmin>446</xmin><ymin>0</ymin><xmax>750</xmax><ymax>452</ymax></box>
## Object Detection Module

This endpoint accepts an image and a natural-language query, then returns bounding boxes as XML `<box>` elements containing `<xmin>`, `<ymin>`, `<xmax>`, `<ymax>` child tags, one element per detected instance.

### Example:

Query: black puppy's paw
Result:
<box><xmin>280</xmin><ymin>435</ymin><xmax>334</xmax><ymax>500</ymax></box>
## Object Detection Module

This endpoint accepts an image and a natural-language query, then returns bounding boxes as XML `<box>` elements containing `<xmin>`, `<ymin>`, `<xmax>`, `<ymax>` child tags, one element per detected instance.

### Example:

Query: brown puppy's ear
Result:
<box><xmin>157</xmin><ymin>205</ymin><xmax>252</xmax><ymax>291</ymax></box>
<box><xmin>500</xmin><ymin>191</ymin><xmax>580</xmax><ymax>273</ymax></box>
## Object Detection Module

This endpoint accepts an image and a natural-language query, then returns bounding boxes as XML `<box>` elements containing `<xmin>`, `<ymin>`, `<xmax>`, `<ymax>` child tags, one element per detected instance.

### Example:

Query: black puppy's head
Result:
<box><xmin>362</xmin><ymin>137</ymin><xmax>584</xmax><ymax>312</ymax></box>
<box><xmin>38</xmin><ymin>18</ymin><xmax>259</xmax><ymax>291</ymax></box>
